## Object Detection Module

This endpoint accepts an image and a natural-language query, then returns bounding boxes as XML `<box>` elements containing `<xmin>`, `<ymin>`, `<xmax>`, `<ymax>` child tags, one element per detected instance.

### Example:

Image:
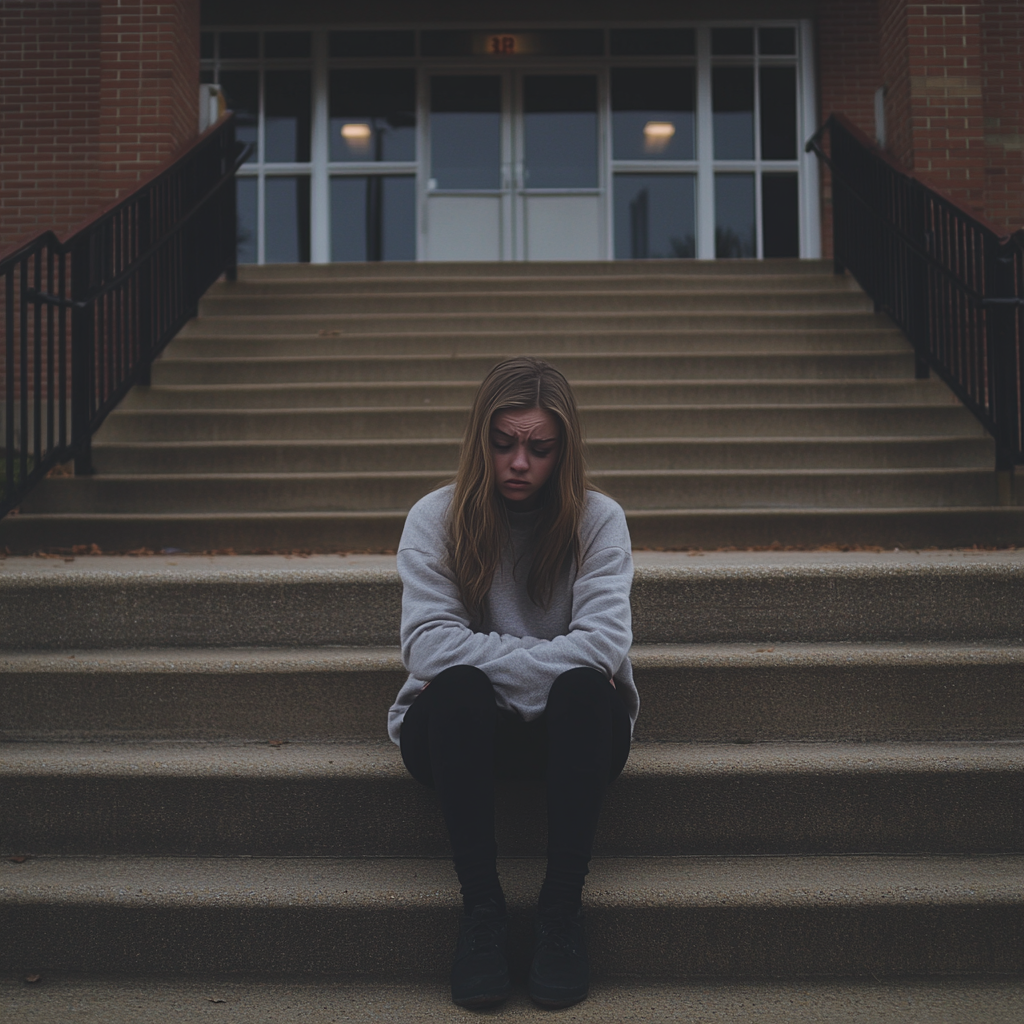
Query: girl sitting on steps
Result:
<box><xmin>388</xmin><ymin>356</ymin><xmax>638</xmax><ymax>1009</ymax></box>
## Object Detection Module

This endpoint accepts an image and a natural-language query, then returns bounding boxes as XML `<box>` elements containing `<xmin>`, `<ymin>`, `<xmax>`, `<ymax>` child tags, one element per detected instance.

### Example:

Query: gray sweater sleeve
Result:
<box><xmin>398</xmin><ymin>489</ymin><xmax>634</xmax><ymax>721</ymax></box>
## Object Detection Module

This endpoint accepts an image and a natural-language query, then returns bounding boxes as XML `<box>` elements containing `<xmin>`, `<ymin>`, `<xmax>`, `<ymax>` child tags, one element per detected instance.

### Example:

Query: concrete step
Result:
<box><xmin>163</xmin><ymin>331</ymin><xmax>909</xmax><ymax>360</ymax></box>
<box><xmin>211</xmin><ymin>270</ymin><xmax>861</xmax><ymax>296</ymax></box>
<box><xmin>235</xmin><ymin>257</ymin><xmax>838</xmax><ymax>279</ymax></box>
<box><xmin>3</xmin><ymin>740</ymin><xmax>1020</xmax><ymax>857</ymax></box>
<box><xmin>5</xmin><ymin>506</ymin><xmax>1024</xmax><ymax>552</ymax></box>
<box><xmin>1</xmin><ymin>854</ymin><xmax>1020</xmax><ymax>975</ymax></box>
<box><xmin>197</xmin><ymin>289</ymin><xmax>875</xmax><ymax>317</ymax></box>
<box><xmin>178</xmin><ymin>309</ymin><xmax>894</xmax><ymax>337</ymax></box>
<box><xmin>3</xmin><ymin>974</ymin><xmax>1022</xmax><ymax>1024</ymax></box>
<box><xmin>151</xmin><ymin>350</ymin><xmax>920</xmax><ymax>385</ymax></box>
<box><xmin>18</xmin><ymin>468</ymin><xmax>1007</xmax><ymax>515</ymax></box>
<box><xmin>90</xmin><ymin>436</ymin><xmax>996</xmax><ymax>475</ymax></box>
<box><xmin>91</xmin><ymin>404</ymin><xmax>982</xmax><ymax>442</ymax></box>
<box><xmin>118</xmin><ymin>379</ymin><xmax>955</xmax><ymax>411</ymax></box>
<box><xmin>4</xmin><ymin>641</ymin><xmax>1020</xmax><ymax>744</ymax></box>
<box><xmin>2</xmin><ymin>553</ymin><xmax>1022</xmax><ymax>651</ymax></box>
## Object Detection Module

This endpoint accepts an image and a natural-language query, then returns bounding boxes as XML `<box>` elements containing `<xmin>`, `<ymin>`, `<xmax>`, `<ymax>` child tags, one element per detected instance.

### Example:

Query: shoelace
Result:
<box><xmin>461</xmin><ymin>914</ymin><xmax>505</xmax><ymax>953</ymax></box>
<box><xmin>537</xmin><ymin>913</ymin><xmax>578</xmax><ymax>953</ymax></box>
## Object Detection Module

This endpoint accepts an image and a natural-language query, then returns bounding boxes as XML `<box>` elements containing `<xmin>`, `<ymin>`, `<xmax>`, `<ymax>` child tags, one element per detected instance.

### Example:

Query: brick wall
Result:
<box><xmin>99</xmin><ymin>0</ymin><xmax>201</xmax><ymax>202</ymax></box>
<box><xmin>981</xmin><ymin>2</ymin><xmax>1024</xmax><ymax>232</ymax></box>
<box><xmin>817</xmin><ymin>0</ymin><xmax>881</xmax><ymax>257</ymax></box>
<box><xmin>0</xmin><ymin>1</ymin><xmax>102</xmax><ymax>253</ymax></box>
<box><xmin>1</xmin><ymin>0</ymin><xmax>200</xmax><ymax>255</ymax></box>
<box><xmin>878</xmin><ymin>1</ymin><xmax>1023</xmax><ymax>226</ymax></box>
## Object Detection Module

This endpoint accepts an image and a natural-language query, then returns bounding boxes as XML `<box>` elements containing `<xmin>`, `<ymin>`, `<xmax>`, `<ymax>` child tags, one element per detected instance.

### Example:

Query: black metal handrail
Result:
<box><xmin>807</xmin><ymin>114</ymin><xmax>1024</xmax><ymax>470</ymax></box>
<box><xmin>1</xmin><ymin>115</ymin><xmax>247</xmax><ymax>518</ymax></box>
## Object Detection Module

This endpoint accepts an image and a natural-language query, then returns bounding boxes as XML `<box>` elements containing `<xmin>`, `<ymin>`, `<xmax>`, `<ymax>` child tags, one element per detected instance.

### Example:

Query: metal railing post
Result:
<box><xmin>225</xmin><ymin>123</ymin><xmax>239</xmax><ymax>283</ymax></box>
<box><xmin>987</xmin><ymin>238</ymin><xmax>1021</xmax><ymax>473</ymax></box>
<box><xmin>137</xmin><ymin>193</ymin><xmax>153</xmax><ymax>387</ymax></box>
<box><xmin>70</xmin><ymin>234</ymin><xmax>94</xmax><ymax>476</ymax></box>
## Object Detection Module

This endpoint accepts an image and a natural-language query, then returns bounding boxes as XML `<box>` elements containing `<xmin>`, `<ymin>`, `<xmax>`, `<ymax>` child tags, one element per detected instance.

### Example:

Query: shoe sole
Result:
<box><xmin>453</xmin><ymin>986</ymin><xmax>511</xmax><ymax>1009</ymax></box>
<box><xmin>529</xmin><ymin>987</ymin><xmax>589</xmax><ymax>1008</ymax></box>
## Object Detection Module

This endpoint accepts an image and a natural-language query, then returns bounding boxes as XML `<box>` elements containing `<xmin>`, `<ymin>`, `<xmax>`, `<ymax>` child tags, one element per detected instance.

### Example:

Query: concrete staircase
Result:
<box><xmin>3</xmin><ymin>259</ymin><xmax>1022</xmax><ymax>554</ymax></box>
<box><xmin>1</xmin><ymin>550</ymin><xmax>1022</xmax><ymax>1019</ymax></box>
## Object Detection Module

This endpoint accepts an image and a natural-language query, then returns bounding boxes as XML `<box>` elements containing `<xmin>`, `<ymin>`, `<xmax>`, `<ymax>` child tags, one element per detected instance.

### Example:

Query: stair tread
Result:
<box><xmin>2</xmin><ymin>738</ymin><xmax>1021</xmax><ymax>778</ymax></box>
<box><xmin>3</xmin><ymin>853</ymin><xmax>1021</xmax><ymax>906</ymax></box>
<box><xmin>1</xmin><ymin>974</ymin><xmax>1021</xmax><ymax>1023</ymax></box>
<box><xmin>3</xmin><ymin>640</ymin><xmax>1020</xmax><ymax>671</ymax></box>
<box><xmin>44</xmin><ymin>468</ymin><xmax>999</xmax><ymax>480</ymax></box>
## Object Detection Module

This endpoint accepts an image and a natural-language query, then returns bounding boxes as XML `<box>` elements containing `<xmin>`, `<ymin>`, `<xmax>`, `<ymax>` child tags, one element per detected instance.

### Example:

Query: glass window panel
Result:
<box><xmin>330</xmin><ymin>177</ymin><xmax>367</xmax><ymax>262</ymax></box>
<box><xmin>329</xmin><ymin>31</ymin><xmax>415</xmax><ymax>58</ymax></box>
<box><xmin>219</xmin><ymin>70</ymin><xmax>258</xmax><ymax>164</ymax></box>
<box><xmin>220</xmin><ymin>32</ymin><xmax>259</xmax><ymax>59</ymax></box>
<box><xmin>611</xmin><ymin>68</ymin><xmax>695</xmax><ymax>161</ymax></box>
<box><xmin>713</xmin><ymin>67</ymin><xmax>754</xmax><ymax>160</ymax></box>
<box><xmin>711</xmin><ymin>28</ymin><xmax>754</xmax><ymax>56</ymax></box>
<box><xmin>200</xmin><ymin>68</ymin><xmax>215</xmax><ymax>85</ymax></box>
<box><xmin>610</xmin><ymin>28</ymin><xmax>695</xmax><ymax>56</ymax></box>
<box><xmin>200</xmin><ymin>32</ymin><xmax>215</xmax><ymax>60</ymax></box>
<box><xmin>762</xmin><ymin>173</ymin><xmax>799</xmax><ymax>257</ymax></box>
<box><xmin>760</xmin><ymin>66</ymin><xmax>798</xmax><ymax>160</ymax></box>
<box><xmin>381</xmin><ymin>177</ymin><xmax>416</xmax><ymax>260</ymax></box>
<box><xmin>265</xmin><ymin>176</ymin><xmax>310</xmax><ymax>263</ymax></box>
<box><xmin>235</xmin><ymin>177</ymin><xmax>257</xmax><ymax>264</ymax></box>
<box><xmin>265</xmin><ymin>70</ymin><xmax>311</xmax><ymax>163</ymax></box>
<box><xmin>421</xmin><ymin>29</ymin><xmax>603</xmax><ymax>58</ymax></box>
<box><xmin>523</xmin><ymin>75</ymin><xmax>598</xmax><ymax>189</ymax></box>
<box><xmin>265</xmin><ymin>32</ymin><xmax>311</xmax><ymax>59</ymax></box>
<box><xmin>760</xmin><ymin>27</ymin><xmax>796</xmax><ymax>56</ymax></box>
<box><xmin>715</xmin><ymin>174</ymin><xmax>756</xmax><ymax>258</ymax></box>
<box><xmin>330</xmin><ymin>70</ymin><xmax>417</xmax><ymax>163</ymax></box>
<box><xmin>330</xmin><ymin>176</ymin><xmax>416</xmax><ymax>262</ymax></box>
<box><xmin>614</xmin><ymin>174</ymin><xmax>695</xmax><ymax>259</ymax></box>
<box><xmin>430</xmin><ymin>76</ymin><xmax>501</xmax><ymax>190</ymax></box>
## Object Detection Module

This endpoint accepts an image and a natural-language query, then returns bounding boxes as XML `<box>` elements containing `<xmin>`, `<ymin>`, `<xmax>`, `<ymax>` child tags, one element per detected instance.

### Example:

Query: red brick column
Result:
<box><xmin>981</xmin><ymin>2</ymin><xmax>1024</xmax><ymax>232</ymax></box>
<box><xmin>880</xmin><ymin>1</ymin><xmax>987</xmax><ymax>216</ymax></box>
<box><xmin>0</xmin><ymin>1</ymin><xmax>101</xmax><ymax>253</ymax></box>
<box><xmin>98</xmin><ymin>0</ymin><xmax>202</xmax><ymax>201</ymax></box>
<box><xmin>0</xmin><ymin>0</ymin><xmax>201</xmax><ymax>255</ymax></box>
<box><xmin>816</xmin><ymin>0</ymin><xmax>882</xmax><ymax>258</ymax></box>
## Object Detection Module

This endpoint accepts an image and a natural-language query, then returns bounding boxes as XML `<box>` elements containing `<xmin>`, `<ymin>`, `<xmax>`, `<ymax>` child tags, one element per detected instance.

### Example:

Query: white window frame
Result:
<box><xmin>200</xmin><ymin>21</ymin><xmax>820</xmax><ymax>263</ymax></box>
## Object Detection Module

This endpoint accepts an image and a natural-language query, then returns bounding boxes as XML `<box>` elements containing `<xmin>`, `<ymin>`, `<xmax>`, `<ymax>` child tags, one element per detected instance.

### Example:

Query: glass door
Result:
<box><xmin>424</xmin><ymin>73</ymin><xmax>509</xmax><ymax>260</ymax></box>
<box><xmin>424</xmin><ymin>70</ymin><xmax>606</xmax><ymax>261</ymax></box>
<box><xmin>517</xmin><ymin>72</ymin><xmax>603</xmax><ymax>260</ymax></box>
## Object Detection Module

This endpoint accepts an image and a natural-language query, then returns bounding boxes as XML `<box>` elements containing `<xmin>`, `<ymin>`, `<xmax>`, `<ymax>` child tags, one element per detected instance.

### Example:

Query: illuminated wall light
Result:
<box><xmin>341</xmin><ymin>122</ymin><xmax>372</xmax><ymax>152</ymax></box>
<box><xmin>643</xmin><ymin>121</ymin><xmax>676</xmax><ymax>154</ymax></box>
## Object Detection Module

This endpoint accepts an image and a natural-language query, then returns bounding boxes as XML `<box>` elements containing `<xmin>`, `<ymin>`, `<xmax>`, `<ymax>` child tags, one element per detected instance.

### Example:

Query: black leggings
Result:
<box><xmin>400</xmin><ymin>664</ymin><xmax>631</xmax><ymax>910</ymax></box>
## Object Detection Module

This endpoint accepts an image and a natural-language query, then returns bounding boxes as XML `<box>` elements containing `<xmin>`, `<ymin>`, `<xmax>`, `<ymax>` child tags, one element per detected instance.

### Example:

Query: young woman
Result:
<box><xmin>388</xmin><ymin>357</ymin><xmax>638</xmax><ymax>1009</ymax></box>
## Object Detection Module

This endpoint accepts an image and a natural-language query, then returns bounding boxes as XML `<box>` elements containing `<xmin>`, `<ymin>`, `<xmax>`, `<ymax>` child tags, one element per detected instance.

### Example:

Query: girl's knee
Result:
<box><xmin>546</xmin><ymin>667</ymin><xmax>612</xmax><ymax>718</ymax></box>
<box><xmin>427</xmin><ymin>664</ymin><xmax>496</xmax><ymax>709</ymax></box>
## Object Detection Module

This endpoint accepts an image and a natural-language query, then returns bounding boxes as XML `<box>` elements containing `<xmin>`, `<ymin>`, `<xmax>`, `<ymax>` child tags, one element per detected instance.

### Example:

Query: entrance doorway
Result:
<box><xmin>425</xmin><ymin>71</ymin><xmax>603</xmax><ymax>260</ymax></box>
<box><xmin>200</xmin><ymin>23</ymin><xmax>820</xmax><ymax>263</ymax></box>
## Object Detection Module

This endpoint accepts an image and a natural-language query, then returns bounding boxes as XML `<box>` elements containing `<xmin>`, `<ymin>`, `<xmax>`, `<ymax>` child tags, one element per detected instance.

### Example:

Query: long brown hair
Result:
<box><xmin>447</xmin><ymin>357</ymin><xmax>590</xmax><ymax>624</ymax></box>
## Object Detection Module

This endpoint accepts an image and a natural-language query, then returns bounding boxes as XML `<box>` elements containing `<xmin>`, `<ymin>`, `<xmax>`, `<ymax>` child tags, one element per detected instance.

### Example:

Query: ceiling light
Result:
<box><xmin>643</xmin><ymin>121</ymin><xmax>676</xmax><ymax>153</ymax></box>
<box><xmin>341</xmin><ymin>123</ymin><xmax>372</xmax><ymax>140</ymax></box>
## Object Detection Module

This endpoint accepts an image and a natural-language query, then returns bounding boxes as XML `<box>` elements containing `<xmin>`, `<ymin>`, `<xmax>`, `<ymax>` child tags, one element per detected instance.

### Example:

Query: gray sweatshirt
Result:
<box><xmin>388</xmin><ymin>484</ymin><xmax>638</xmax><ymax>745</ymax></box>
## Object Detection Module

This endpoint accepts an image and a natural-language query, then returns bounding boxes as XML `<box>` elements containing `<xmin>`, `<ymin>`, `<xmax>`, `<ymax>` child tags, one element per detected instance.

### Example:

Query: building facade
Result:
<box><xmin>2</xmin><ymin>1</ymin><xmax>1021</xmax><ymax>261</ymax></box>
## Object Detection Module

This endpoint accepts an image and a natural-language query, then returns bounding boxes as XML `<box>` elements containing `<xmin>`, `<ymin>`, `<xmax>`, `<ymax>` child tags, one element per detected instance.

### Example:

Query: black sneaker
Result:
<box><xmin>528</xmin><ymin>902</ymin><xmax>589</xmax><ymax>1008</ymax></box>
<box><xmin>450</xmin><ymin>898</ymin><xmax>511</xmax><ymax>1008</ymax></box>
